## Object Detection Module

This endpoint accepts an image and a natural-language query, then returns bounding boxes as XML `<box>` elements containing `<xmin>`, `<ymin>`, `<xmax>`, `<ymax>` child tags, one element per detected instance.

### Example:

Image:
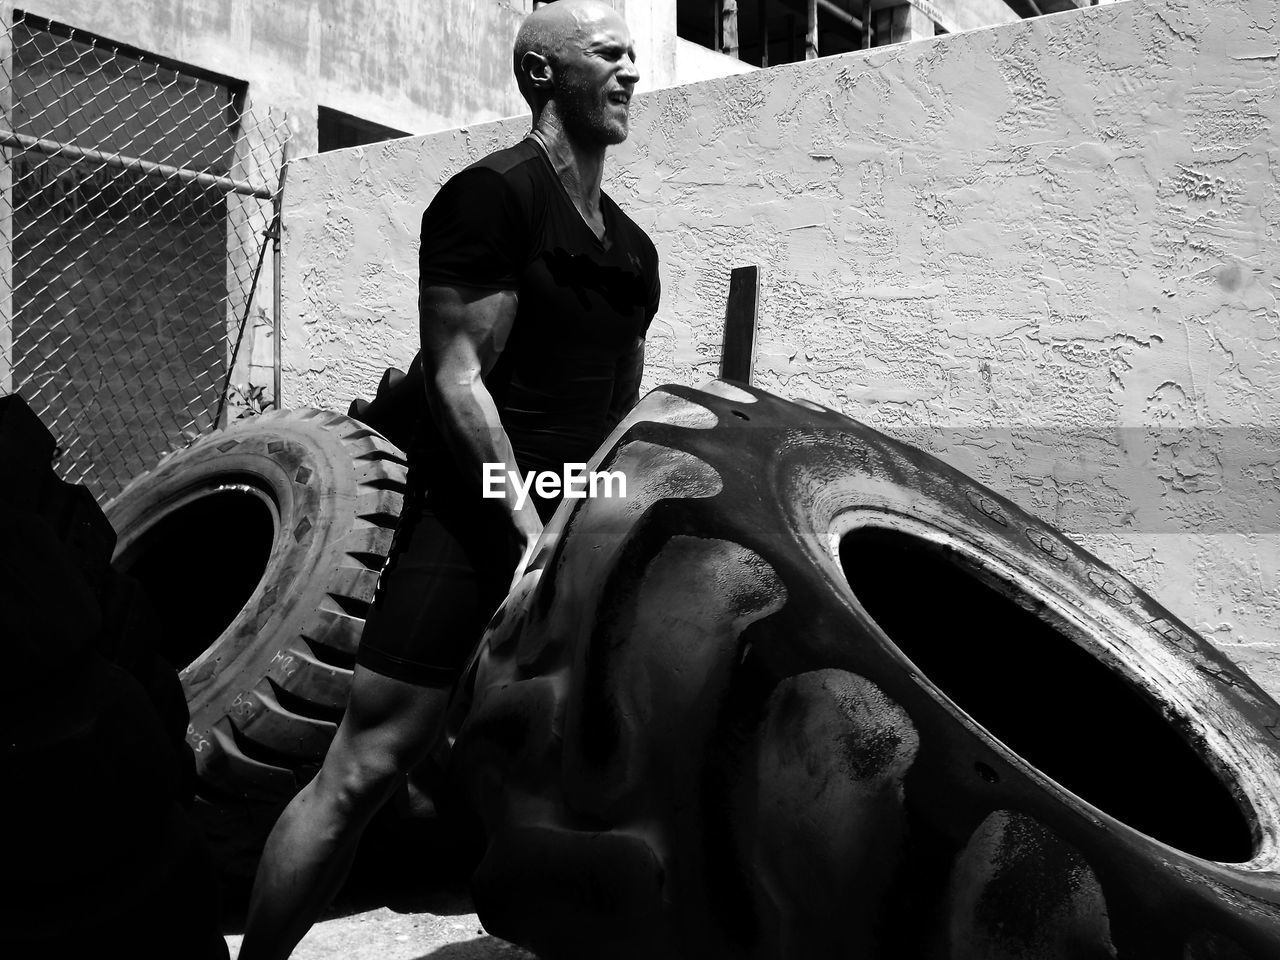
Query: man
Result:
<box><xmin>238</xmin><ymin>2</ymin><xmax>658</xmax><ymax>957</ymax></box>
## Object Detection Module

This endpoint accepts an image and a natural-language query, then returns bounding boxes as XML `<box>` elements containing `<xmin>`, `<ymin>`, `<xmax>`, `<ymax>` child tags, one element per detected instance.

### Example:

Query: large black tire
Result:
<box><xmin>105</xmin><ymin>407</ymin><xmax>408</xmax><ymax>873</ymax></box>
<box><xmin>445</xmin><ymin>381</ymin><xmax>1280</xmax><ymax>959</ymax></box>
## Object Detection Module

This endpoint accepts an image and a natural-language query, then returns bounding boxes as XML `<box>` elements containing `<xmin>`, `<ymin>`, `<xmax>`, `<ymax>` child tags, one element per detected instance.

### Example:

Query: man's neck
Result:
<box><xmin>530</xmin><ymin>116</ymin><xmax>606</xmax><ymax>216</ymax></box>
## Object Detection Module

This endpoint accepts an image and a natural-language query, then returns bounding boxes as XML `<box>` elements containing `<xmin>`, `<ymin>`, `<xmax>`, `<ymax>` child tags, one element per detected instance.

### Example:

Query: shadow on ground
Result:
<box><xmin>413</xmin><ymin>936</ymin><xmax>538</xmax><ymax>959</ymax></box>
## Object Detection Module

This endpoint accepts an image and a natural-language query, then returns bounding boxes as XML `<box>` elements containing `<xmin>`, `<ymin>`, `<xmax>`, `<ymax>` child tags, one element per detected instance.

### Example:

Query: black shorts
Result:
<box><xmin>354</xmin><ymin>471</ymin><xmax>520</xmax><ymax>687</ymax></box>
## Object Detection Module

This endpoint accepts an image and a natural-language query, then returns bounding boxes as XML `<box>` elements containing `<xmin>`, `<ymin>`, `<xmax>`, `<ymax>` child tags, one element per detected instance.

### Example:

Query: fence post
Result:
<box><xmin>0</xmin><ymin>0</ymin><xmax>13</xmax><ymax>394</ymax></box>
<box><xmin>273</xmin><ymin>141</ymin><xmax>287</xmax><ymax>411</ymax></box>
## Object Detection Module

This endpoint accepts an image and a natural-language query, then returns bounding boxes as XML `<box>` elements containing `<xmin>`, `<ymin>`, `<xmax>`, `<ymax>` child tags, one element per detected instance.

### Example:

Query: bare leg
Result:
<box><xmin>237</xmin><ymin>666</ymin><xmax>451</xmax><ymax>960</ymax></box>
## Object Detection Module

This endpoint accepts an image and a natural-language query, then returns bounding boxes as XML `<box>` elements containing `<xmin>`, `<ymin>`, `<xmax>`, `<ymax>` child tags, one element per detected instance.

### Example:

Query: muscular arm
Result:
<box><xmin>605</xmin><ymin>335</ymin><xmax>645</xmax><ymax>431</ymax></box>
<box><xmin>418</xmin><ymin>283</ymin><xmax>543</xmax><ymax>570</ymax></box>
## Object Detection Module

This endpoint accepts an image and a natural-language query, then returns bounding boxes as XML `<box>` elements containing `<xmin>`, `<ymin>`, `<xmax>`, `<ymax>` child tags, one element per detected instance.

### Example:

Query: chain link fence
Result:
<box><xmin>1</xmin><ymin>11</ymin><xmax>289</xmax><ymax>502</ymax></box>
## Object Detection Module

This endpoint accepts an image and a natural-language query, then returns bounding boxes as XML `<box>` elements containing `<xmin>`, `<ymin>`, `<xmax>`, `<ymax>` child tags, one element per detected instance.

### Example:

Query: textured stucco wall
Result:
<box><xmin>282</xmin><ymin>0</ymin><xmax>1280</xmax><ymax>698</ymax></box>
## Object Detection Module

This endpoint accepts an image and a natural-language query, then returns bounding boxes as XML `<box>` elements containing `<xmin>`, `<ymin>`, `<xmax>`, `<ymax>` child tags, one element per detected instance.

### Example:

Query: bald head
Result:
<box><xmin>513</xmin><ymin>0</ymin><xmax>627</xmax><ymax>108</ymax></box>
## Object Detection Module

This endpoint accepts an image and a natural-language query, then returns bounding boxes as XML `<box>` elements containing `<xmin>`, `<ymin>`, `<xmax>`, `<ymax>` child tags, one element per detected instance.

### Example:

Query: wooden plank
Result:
<box><xmin>722</xmin><ymin>0</ymin><xmax>740</xmax><ymax>59</ymax></box>
<box><xmin>720</xmin><ymin>265</ymin><xmax>760</xmax><ymax>385</ymax></box>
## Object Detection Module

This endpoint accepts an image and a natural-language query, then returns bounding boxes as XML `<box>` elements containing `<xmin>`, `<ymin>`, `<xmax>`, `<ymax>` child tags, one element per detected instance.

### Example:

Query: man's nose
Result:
<box><xmin>619</xmin><ymin>53</ymin><xmax>639</xmax><ymax>86</ymax></box>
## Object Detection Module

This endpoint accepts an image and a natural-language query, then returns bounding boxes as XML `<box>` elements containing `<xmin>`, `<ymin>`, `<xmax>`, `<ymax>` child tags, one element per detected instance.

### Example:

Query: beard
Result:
<box><xmin>555</xmin><ymin>76</ymin><xmax>629</xmax><ymax>146</ymax></box>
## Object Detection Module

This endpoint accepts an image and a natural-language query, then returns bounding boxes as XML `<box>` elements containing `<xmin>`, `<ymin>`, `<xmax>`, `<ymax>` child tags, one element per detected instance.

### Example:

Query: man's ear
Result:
<box><xmin>521</xmin><ymin>50</ymin><xmax>554</xmax><ymax>91</ymax></box>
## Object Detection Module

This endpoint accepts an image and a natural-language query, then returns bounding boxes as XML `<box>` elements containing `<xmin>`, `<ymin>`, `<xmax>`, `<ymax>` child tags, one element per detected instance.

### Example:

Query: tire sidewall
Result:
<box><xmin>738</xmin><ymin>395</ymin><xmax>1280</xmax><ymax>907</ymax></box>
<box><xmin>107</xmin><ymin>411</ymin><xmax>359</xmax><ymax>756</ymax></box>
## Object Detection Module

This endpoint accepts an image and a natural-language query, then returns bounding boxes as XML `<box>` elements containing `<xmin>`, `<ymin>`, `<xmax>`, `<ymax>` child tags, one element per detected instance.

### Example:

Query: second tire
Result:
<box><xmin>105</xmin><ymin>408</ymin><xmax>408</xmax><ymax>868</ymax></box>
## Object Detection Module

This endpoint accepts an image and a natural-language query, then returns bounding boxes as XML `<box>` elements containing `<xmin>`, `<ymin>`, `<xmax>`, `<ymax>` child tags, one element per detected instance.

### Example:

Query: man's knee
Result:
<box><xmin>306</xmin><ymin>668</ymin><xmax>448</xmax><ymax>822</ymax></box>
<box><xmin>313</xmin><ymin>736</ymin><xmax>406</xmax><ymax>821</ymax></box>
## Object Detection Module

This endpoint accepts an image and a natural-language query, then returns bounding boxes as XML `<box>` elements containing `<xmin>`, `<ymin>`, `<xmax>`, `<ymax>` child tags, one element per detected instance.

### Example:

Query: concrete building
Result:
<box><xmin>0</xmin><ymin>1</ymin><xmax>750</xmax><ymax>179</ymax></box>
<box><xmin>682</xmin><ymin>0</ymin><xmax>1111</xmax><ymax>65</ymax></box>
<box><xmin>0</xmin><ymin>1</ymin><xmax>1077</xmax><ymax>164</ymax></box>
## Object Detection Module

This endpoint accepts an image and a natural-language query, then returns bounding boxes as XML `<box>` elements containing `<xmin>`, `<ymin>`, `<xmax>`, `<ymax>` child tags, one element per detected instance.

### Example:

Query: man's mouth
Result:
<box><xmin>608</xmin><ymin>92</ymin><xmax>631</xmax><ymax>106</ymax></box>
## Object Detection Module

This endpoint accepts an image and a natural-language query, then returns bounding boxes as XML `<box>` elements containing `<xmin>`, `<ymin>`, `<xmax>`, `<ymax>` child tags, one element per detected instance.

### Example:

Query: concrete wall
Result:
<box><xmin>623</xmin><ymin>0</ymin><xmax>677</xmax><ymax>92</ymax></box>
<box><xmin>624</xmin><ymin>0</ymin><xmax>760</xmax><ymax>88</ymax></box>
<box><xmin>283</xmin><ymin>0</ymin><xmax>1280</xmax><ymax>697</ymax></box>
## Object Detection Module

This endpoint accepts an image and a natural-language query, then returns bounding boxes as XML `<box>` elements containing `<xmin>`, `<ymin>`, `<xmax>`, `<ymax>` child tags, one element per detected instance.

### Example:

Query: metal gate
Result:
<box><xmin>1</xmin><ymin>11</ymin><xmax>289</xmax><ymax>501</ymax></box>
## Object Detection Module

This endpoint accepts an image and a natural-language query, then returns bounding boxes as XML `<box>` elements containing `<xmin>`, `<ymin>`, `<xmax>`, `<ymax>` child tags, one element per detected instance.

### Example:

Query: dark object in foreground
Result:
<box><xmin>444</xmin><ymin>380</ymin><xmax>1280</xmax><ymax>959</ymax></box>
<box><xmin>0</xmin><ymin>394</ymin><xmax>226</xmax><ymax>959</ymax></box>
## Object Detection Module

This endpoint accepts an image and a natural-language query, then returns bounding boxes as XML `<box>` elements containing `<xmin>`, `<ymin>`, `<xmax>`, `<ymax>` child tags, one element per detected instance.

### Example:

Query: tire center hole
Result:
<box><xmin>839</xmin><ymin>525</ymin><xmax>1255</xmax><ymax>864</ymax></box>
<box><xmin>117</xmin><ymin>487</ymin><xmax>276</xmax><ymax>670</ymax></box>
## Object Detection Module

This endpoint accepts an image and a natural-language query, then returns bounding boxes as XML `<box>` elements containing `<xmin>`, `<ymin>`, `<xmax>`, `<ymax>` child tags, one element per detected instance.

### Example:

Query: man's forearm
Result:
<box><xmin>425</xmin><ymin>373</ymin><xmax>543</xmax><ymax>540</ymax></box>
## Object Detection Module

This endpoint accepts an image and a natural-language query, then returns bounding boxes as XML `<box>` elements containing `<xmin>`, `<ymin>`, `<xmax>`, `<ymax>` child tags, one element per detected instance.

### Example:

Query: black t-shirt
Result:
<box><xmin>414</xmin><ymin>137</ymin><xmax>660</xmax><ymax>509</ymax></box>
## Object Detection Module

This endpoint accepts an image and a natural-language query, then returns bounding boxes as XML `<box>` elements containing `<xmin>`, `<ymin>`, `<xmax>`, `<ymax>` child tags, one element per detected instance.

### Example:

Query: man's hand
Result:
<box><xmin>509</xmin><ymin>515</ymin><xmax>545</xmax><ymax>593</ymax></box>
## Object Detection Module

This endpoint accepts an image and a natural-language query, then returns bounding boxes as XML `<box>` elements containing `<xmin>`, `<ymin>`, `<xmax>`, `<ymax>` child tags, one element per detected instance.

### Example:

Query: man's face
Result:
<box><xmin>552</xmin><ymin>10</ymin><xmax>639</xmax><ymax>146</ymax></box>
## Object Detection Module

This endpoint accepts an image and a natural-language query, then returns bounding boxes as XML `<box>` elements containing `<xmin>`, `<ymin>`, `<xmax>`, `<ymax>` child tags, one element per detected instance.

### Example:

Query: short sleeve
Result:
<box><xmin>419</xmin><ymin>167</ymin><xmax>527</xmax><ymax>290</ymax></box>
